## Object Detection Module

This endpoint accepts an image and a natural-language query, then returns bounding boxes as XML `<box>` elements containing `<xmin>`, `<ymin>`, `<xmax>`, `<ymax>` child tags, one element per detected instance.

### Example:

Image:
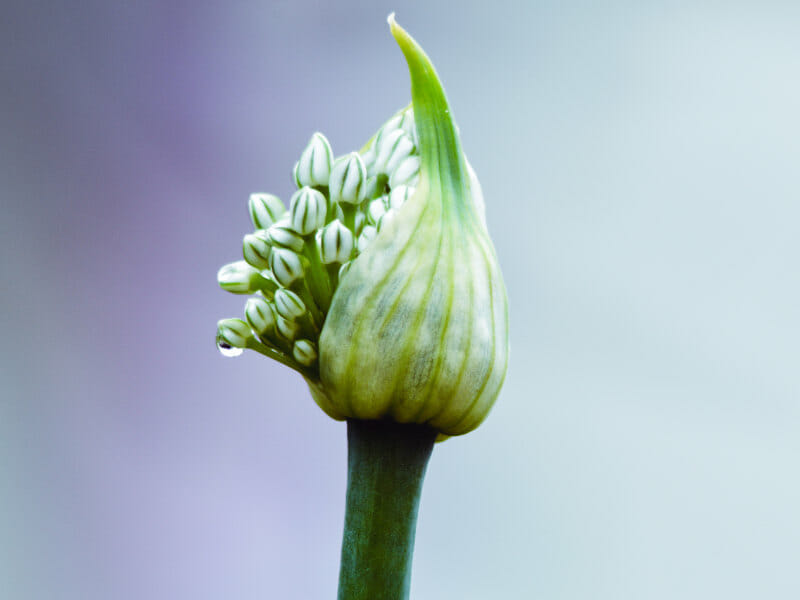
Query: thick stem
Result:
<box><xmin>337</xmin><ymin>419</ymin><xmax>437</xmax><ymax>600</ymax></box>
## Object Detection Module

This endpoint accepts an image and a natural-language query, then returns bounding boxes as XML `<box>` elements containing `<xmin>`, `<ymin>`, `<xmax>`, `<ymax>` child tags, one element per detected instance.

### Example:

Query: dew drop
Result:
<box><xmin>217</xmin><ymin>340</ymin><xmax>244</xmax><ymax>357</ymax></box>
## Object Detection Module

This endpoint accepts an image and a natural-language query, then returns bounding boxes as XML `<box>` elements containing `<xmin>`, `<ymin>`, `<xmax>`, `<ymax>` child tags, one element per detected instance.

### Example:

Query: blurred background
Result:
<box><xmin>2</xmin><ymin>1</ymin><xmax>799</xmax><ymax>598</ymax></box>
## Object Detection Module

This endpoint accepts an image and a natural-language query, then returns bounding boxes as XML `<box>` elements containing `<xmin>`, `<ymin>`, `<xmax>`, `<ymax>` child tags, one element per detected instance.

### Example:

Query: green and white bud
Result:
<box><xmin>398</xmin><ymin>107</ymin><xmax>416</xmax><ymax>141</ymax></box>
<box><xmin>317</xmin><ymin>17</ymin><xmax>508</xmax><ymax>436</ymax></box>
<box><xmin>216</xmin><ymin>318</ymin><xmax>252</xmax><ymax>357</ymax></box>
<box><xmin>338</xmin><ymin>260</ymin><xmax>353</xmax><ymax>281</ymax></box>
<box><xmin>354</xmin><ymin>211</ymin><xmax>366</xmax><ymax>236</ymax></box>
<box><xmin>293</xmin><ymin>339</ymin><xmax>318</xmax><ymax>366</ymax></box>
<box><xmin>362</xmin><ymin>174</ymin><xmax>387</xmax><ymax>200</ymax></box>
<box><xmin>276</xmin><ymin>314</ymin><xmax>299</xmax><ymax>341</ymax></box>
<box><xmin>242</xmin><ymin>231</ymin><xmax>272</xmax><ymax>270</ymax></box>
<box><xmin>274</xmin><ymin>288</ymin><xmax>307</xmax><ymax>322</ymax></box>
<box><xmin>319</xmin><ymin>219</ymin><xmax>354</xmax><ymax>264</ymax></box>
<box><xmin>289</xmin><ymin>187</ymin><xmax>327</xmax><ymax>235</ymax></box>
<box><xmin>356</xmin><ymin>225</ymin><xmax>377</xmax><ymax>253</ymax></box>
<box><xmin>249</xmin><ymin>193</ymin><xmax>286</xmax><ymax>230</ymax></box>
<box><xmin>267</xmin><ymin>223</ymin><xmax>304</xmax><ymax>253</ymax></box>
<box><xmin>373</xmin><ymin>129</ymin><xmax>415</xmax><ymax>175</ymax></box>
<box><xmin>389</xmin><ymin>155</ymin><xmax>421</xmax><ymax>188</ymax></box>
<box><xmin>217</xmin><ymin>260</ymin><xmax>261</xmax><ymax>294</ymax></box>
<box><xmin>244</xmin><ymin>297</ymin><xmax>276</xmax><ymax>336</ymax></box>
<box><xmin>376</xmin><ymin>208</ymin><xmax>397</xmax><ymax>232</ymax></box>
<box><xmin>367</xmin><ymin>197</ymin><xmax>388</xmax><ymax>225</ymax></box>
<box><xmin>293</xmin><ymin>132</ymin><xmax>333</xmax><ymax>187</ymax></box>
<box><xmin>387</xmin><ymin>184</ymin><xmax>414</xmax><ymax>209</ymax></box>
<box><xmin>269</xmin><ymin>247</ymin><xmax>305</xmax><ymax>287</ymax></box>
<box><xmin>329</xmin><ymin>153</ymin><xmax>367</xmax><ymax>205</ymax></box>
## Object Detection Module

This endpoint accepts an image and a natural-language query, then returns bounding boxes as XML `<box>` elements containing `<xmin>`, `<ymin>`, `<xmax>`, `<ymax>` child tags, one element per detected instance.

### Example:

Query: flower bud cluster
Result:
<box><xmin>216</xmin><ymin>107</ymin><xmax>420</xmax><ymax>377</ymax></box>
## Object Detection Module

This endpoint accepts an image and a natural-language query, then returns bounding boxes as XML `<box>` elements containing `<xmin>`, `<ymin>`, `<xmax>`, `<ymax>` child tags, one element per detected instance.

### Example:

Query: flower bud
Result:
<box><xmin>289</xmin><ymin>187</ymin><xmax>327</xmax><ymax>235</ymax></box>
<box><xmin>367</xmin><ymin>197</ymin><xmax>388</xmax><ymax>225</ymax></box>
<box><xmin>319</xmin><ymin>219</ymin><xmax>354</xmax><ymax>264</ymax></box>
<box><xmin>293</xmin><ymin>339</ymin><xmax>318</xmax><ymax>366</ymax></box>
<box><xmin>242</xmin><ymin>231</ymin><xmax>272</xmax><ymax>270</ymax></box>
<box><xmin>274</xmin><ymin>288</ymin><xmax>307</xmax><ymax>321</ymax></box>
<box><xmin>269</xmin><ymin>247</ymin><xmax>305</xmax><ymax>287</ymax></box>
<box><xmin>216</xmin><ymin>318</ymin><xmax>252</xmax><ymax>357</ymax></box>
<box><xmin>329</xmin><ymin>153</ymin><xmax>367</xmax><ymax>205</ymax></box>
<box><xmin>276</xmin><ymin>314</ymin><xmax>299</xmax><ymax>341</ymax></box>
<box><xmin>217</xmin><ymin>260</ymin><xmax>261</xmax><ymax>294</ymax></box>
<box><xmin>387</xmin><ymin>184</ymin><xmax>414</xmax><ymax>210</ymax></box>
<box><xmin>244</xmin><ymin>297</ymin><xmax>276</xmax><ymax>336</ymax></box>
<box><xmin>267</xmin><ymin>223</ymin><xmax>304</xmax><ymax>253</ymax></box>
<box><xmin>389</xmin><ymin>155</ymin><xmax>420</xmax><ymax>188</ymax></box>
<box><xmin>293</xmin><ymin>132</ymin><xmax>333</xmax><ymax>187</ymax></box>
<box><xmin>249</xmin><ymin>193</ymin><xmax>286</xmax><ymax>229</ymax></box>
<box><xmin>317</xmin><ymin>17</ymin><xmax>508</xmax><ymax>436</ymax></box>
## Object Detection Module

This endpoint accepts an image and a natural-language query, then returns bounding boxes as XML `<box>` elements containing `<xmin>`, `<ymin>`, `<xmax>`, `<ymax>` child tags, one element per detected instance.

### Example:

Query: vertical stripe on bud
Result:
<box><xmin>276</xmin><ymin>315</ymin><xmax>299</xmax><ymax>341</ymax></box>
<box><xmin>367</xmin><ymin>197</ymin><xmax>388</xmax><ymax>225</ymax></box>
<box><xmin>373</xmin><ymin>129</ymin><xmax>415</xmax><ymax>175</ymax></box>
<box><xmin>398</xmin><ymin>108</ymin><xmax>416</xmax><ymax>142</ymax></box>
<box><xmin>387</xmin><ymin>184</ymin><xmax>414</xmax><ymax>209</ymax></box>
<box><xmin>329</xmin><ymin>153</ymin><xmax>367</xmax><ymax>205</ymax></box>
<box><xmin>249</xmin><ymin>193</ymin><xmax>286</xmax><ymax>229</ymax></box>
<box><xmin>376</xmin><ymin>208</ymin><xmax>397</xmax><ymax>232</ymax></box>
<box><xmin>388</xmin><ymin>155</ymin><xmax>420</xmax><ymax>188</ymax></box>
<box><xmin>217</xmin><ymin>260</ymin><xmax>260</xmax><ymax>294</ymax></box>
<box><xmin>274</xmin><ymin>288</ymin><xmax>307</xmax><ymax>321</ymax></box>
<box><xmin>293</xmin><ymin>339</ymin><xmax>318</xmax><ymax>366</ymax></box>
<box><xmin>244</xmin><ymin>297</ymin><xmax>276</xmax><ymax>336</ymax></box>
<box><xmin>319</xmin><ymin>219</ymin><xmax>354</xmax><ymax>264</ymax></box>
<box><xmin>242</xmin><ymin>231</ymin><xmax>272</xmax><ymax>270</ymax></box>
<box><xmin>356</xmin><ymin>225</ymin><xmax>377</xmax><ymax>253</ymax></box>
<box><xmin>293</xmin><ymin>132</ymin><xmax>333</xmax><ymax>187</ymax></box>
<box><xmin>289</xmin><ymin>187</ymin><xmax>327</xmax><ymax>235</ymax></box>
<box><xmin>269</xmin><ymin>248</ymin><xmax>305</xmax><ymax>287</ymax></box>
<box><xmin>216</xmin><ymin>318</ymin><xmax>252</xmax><ymax>357</ymax></box>
<box><xmin>267</xmin><ymin>224</ymin><xmax>305</xmax><ymax>253</ymax></box>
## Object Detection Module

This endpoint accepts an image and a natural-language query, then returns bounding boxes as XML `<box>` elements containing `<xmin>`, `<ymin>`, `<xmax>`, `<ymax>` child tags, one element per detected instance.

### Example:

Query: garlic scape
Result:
<box><xmin>216</xmin><ymin>17</ymin><xmax>507</xmax><ymax>437</ymax></box>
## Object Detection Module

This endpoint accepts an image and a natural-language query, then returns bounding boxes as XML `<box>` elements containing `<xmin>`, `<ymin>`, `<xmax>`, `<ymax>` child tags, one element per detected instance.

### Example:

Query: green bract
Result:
<box><xmin>216</xmin><ymin>17</ymin><xmax>508</xmax><ymax>437</ymax></box>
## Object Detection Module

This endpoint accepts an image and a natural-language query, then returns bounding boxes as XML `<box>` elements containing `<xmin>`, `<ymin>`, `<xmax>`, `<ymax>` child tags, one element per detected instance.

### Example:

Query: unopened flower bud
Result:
<box><xmin>367</xmin><ymin>197</ymin><xmax>388</xmax><ymax>225</ymax></box>
<box><xmin>249</xmin><ymin>193</ymin><xmax>286</xmax><ymax>229</ymax></box>
<box><xmin>389</xmin><ymin>155</ymin><xmax>420</xmax><ymax>188</ymax></box>
<box><xmin>293</xmin><ymin>132</ymin><xmax>333</xmax><ymax>187</ymax></box>
<box><xmin>289</xmin><ymin>187</ymin><xmax>327</xmax><ymax>235</ymax></box>
<box><xmin>216</xmin><ymin>318</ymin><xmax>252</xmax><ymax>357</ymax></box>
<box><xmin>387</xmin><ymin>184</ymin><xmax>414</xmax><ymax>209</ymax></box>
<box><xmin>329</xmin><ymin>153</ymin><xmax>367</xmax><ymax>205</ymax></box>
<box><xmin>276</xmin><ymin>314</ymin><xmax>299</xmax><ymax>341</ymax></box>
<box><xmin>319</xmin><ymin>219</ymin><xmax>354</xmax><ymax>264</ymax></box>
<box><xmin>376</xmin><ymin>208</ymin><xmax>397</xmax><ymax>232</ymax></box>
<box><xmin>293</xmin><ymin>339</ymin><xmax>318</xmax><ymax>366</ymax></box>
<box><xmin>267</xmin><ymin>223</ymin><xmax>304</xmax><ymax>253</ymax></box>
<box><xmin>243</xmin><ymin>231</ymin><xmax>272</xmax><ymax>270</ymax></box>
<box><xmin>244</xmin><ymin>297</ymin><xmax>276</xmax><ymax>336</ymax></box>
<box><xmin>274</xmin><ymin>288</ymin><xmax>307</xmax><ymax>321</ymax></box>
<box><xmin>217</xmin><ymin>260</ymin><xmax>261</xmax><ymax>294</ymax></box>
<box><xmin>356</xmin><ymin>225</ymin><xmax>377</xmax><ymax>253</ymax></box>
<box><xmin>269</xmin><ymin>247</ymin><xmax>305</xmax><ymax>287</ymax></box>
<box><xmin>373</xmin><ymin>129</ymin><xmax>415</xmax><ymax>175</ymax></box>
<box><xmin>362</xmin><ymin>175</ymin><xmax>386</xmax><ymax>200</ymax></box>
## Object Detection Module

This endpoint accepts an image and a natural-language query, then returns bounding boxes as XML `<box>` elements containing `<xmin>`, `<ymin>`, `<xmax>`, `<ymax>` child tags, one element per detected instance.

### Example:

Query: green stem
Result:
<box><xmin>338</xmin><ymin>419</ymin><xmax>437</xmax><ymax>600</ymax></box>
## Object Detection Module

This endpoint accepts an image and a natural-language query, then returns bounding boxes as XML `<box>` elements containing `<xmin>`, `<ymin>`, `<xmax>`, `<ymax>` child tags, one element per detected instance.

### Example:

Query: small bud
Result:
<box><xmin>329</xmin><ymin>153</ymin><xmax>367</xmax><ymax>205</ymax></box>
<box><xmin>249</xmin><ymin>193</ymin><xmax>286</xmax><ymax>229</ymax></box>
<box><xmin>356</xmin><ymin>225</ymin><xmax>377</xmax><ymax>253</ymax></box>
<box><xmin>376</xmin><ymin>208</ymin><xmax>397</xmax><ymax>232</ymax></box>
<box><xmin>276</xmin><ymin>314</ymin><xmax>299</xmax><ymax>341</ymax></box>
<box><xmin>244</xmin><ymin>297</ymin><xmax>276</xmax><ymax>336</ymax></box>
<box><xmin>362</xmin><ymin>174</ymin><xmax>386</xmax><ymax>200</ymax></box>
<box><xmin>242</xmin><ymin>231</ymin><xmax>272</xmax><ymax>270</ymax></box>
<box><xmin>338</xmin><ymin>260</ymin><xmax>352</xmax><ymax>281</ymax></box>
<box><xmin>289</xmin><ymin>187</ymin><xmax>327</xmax><ymax>235</ymax></box>
<box><xmin>293</xmin><ymin>132</ymin><xmax>333</xmax><ymax>187</ymax></box>
<box><xmin>354</xmin><ymin>211</ymin><xmax>366</xmax><ymax>236</ymax></box>
<box><xmin>216</xmin><ymin>318</ymin><xmax>252</xmax><ymax>357</ymax></box>
<box><xmin>274</xmin><ymin>288</ymin><xmax>307</xmax><ymax>321</ymax></box>
<box><xmin>217</xmin><ymin>260</ymin><xmax>260</xmax><ymax>294</ymax></box>
<box><xmin>293</xmin><ymin>339</ymin><xmax>318</xmax><ymax>366</ymax></box>
<box><xmin>367</xmin><ymin>197</ymin><xmax>388</xmax><ymax>225</ymax></box>
<box><xmin>319</xmin><ymin>219</ymin><xmax>354</xmax><ymax>264</ymax></box>
<box><xmin>373</xmin><ymin>129</ymin><xmax>415</xmax><ymax>175</ymax></box>
<box><xmin>269</xmin><ymin>247</ymin><xmax>305</xmax><ymax>287</ymax></box>
<box><xmin>389</xmin><ymin>155</ymin><xmax>420</xmax><ymax>188</ymax></box>
<box><xmin>267</xmin><ymin>223</ymin><xmax>304</xmax><ymax>253</ymax></box>
<box><xmin>398</xmin><ymin>108</ymin><xmax>416</xmax><ymax>141</ymax></box>
<box><xmin>387</xmin><ymin>184</ymin><xmax>414</xmax><ymax>209</ymax></box>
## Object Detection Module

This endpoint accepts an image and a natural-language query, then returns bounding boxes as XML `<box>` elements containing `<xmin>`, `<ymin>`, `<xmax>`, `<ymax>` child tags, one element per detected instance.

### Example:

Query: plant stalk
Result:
<box><xmin>337</xmin><ymin>419</ymin><xmax>437</xmax><ymax>600</ymax></box>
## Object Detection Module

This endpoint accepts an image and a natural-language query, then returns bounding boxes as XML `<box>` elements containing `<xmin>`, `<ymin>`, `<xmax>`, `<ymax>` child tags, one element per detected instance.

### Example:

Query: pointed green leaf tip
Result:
<box><xmin>387</xmin><ymin>14</ymin><xmax>475</xmax><ymax>224</ymax></box>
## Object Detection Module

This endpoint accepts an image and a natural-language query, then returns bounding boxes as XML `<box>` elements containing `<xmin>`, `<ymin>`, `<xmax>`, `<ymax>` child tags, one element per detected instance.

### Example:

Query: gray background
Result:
<box><xmin>2</xmin><ymin>1</ymin><xmax>799</xmax><ymax>598</ymax></box>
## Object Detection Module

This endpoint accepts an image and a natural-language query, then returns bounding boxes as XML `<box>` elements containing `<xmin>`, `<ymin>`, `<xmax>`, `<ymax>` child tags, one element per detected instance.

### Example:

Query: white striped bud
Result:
<box><xmin>389</xmin><ymin>155</ymin><xmax>421</xmax><ymax>188</ymax></box>
<box><xmin>267</xmin><ymin>223</ymin><xmax>304</xmax><ymax>253</ymax></box>
<box><xmin>289</xmin><ymin>187</ymin><xmax>327</xmax><ymax>235</ymax></box>
<box><xmin>376</xmin><ymin>208</ymin><xmax>397</xmax><ymax>232</ymax></box>
<box><xmin>217</xmin><ymin>260</ymin><xmax>260</xmax><ymax>294</ymax></box>
<box><xmin>244</xmin><ymin>297</ymin><xmax>276</xmax><ymax>336</ymax></box>
<box><xmin>269</xmin><ymin>248</ymin><xmax>305</xmax><ymax>287</ymax></box>
<box><xmin>319</xmin><ymin>219</ymin><xmax>354</xmax><ymax>264</ymax></box>
<box><xmin>216</xmin><ymin>318</ymin><xmax>252</xmax><ymax>357</ymax></box>
<box><xmin>398</xmin><ymin>108</ymin><xmax>416</xmax><ymax>142</ymax></box>
<box><xmin>387</xmin><ymin>184</ymin><xmax>414</xmax><ymax>209</ymax></box>
<box><xmin>362</xmin><ymin>174</ymin><xmax>386</xmax><ymax>200</ymax></box>
<box><xmin>293</xmin><ymin>339</ymin><xmax>318</xmax><ymax>366</ymax></box>
<box><xmin>276</xmin><ymin>315</ymin><xmax>299</xmax><ymax>341</ymax></box>
<box><xmin>293</xmin><ymin>132</ymin><xmax>333</xmax><ymax>187</ymax></box>
<box><xmin>274</xmin><ymin>288</ymin><xmax>307</xmax><ymax>321</ymax></box>
<box><xmin>242</xmin><ymin>231</ymin><xmax>272</xmax><ymax>270</ymax></box>
<box><xmin>354</xmin><ymin>211</ymin><xmax>366</xmax><ymax>236</ymax></box>
<box><xmin>248</xmin><ymin>193</ymin><xmax>286</xmax><ymax>229</ymax></box>
<box><xmin>367</xmin><ymin>197</ymin><xmax>388</xmax><ymax>225</ymax></box>
<box><xmin>373</xmin><ymin>129</ymin><xmax>415</xmax><ymax>175</ymax></box>
<box><xmin>356</xmin><ymin>225</ymin><xmax>377</xmax><ymax>253</ymax></box>
<box><xmin>338</xmin><ymin>260</ymin><xmax>352</xmax><ymax>281</ymax></box>
<box><xmin>329</xmin><ymin>153</ymin><xmax>367</xmax><ymax>205</ymax></box>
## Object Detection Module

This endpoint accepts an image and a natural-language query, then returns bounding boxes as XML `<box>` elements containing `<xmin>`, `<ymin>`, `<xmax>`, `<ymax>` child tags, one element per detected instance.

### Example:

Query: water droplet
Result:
<box><xmin>217</xmin><ymin>340</ymin><xmax>243</xmax><ymax>357</ymax></box>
